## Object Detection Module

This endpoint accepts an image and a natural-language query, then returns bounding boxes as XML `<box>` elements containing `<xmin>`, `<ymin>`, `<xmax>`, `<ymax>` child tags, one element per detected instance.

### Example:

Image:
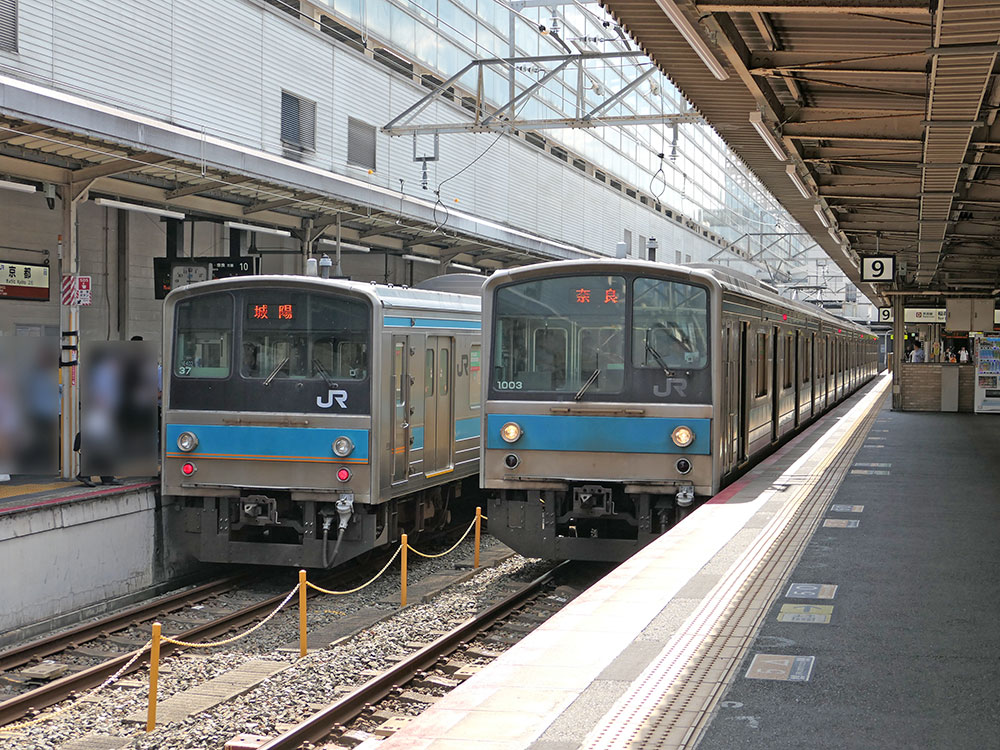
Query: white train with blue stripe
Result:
<box><xmin>163</xmin><ymin>275</ymin><xmax>481</xmax><ymax>568</ymax></box>
<box><xmin>481</xmin><ymin>259</ymin><xmax>877</xmax><ymax>562</ymax></box>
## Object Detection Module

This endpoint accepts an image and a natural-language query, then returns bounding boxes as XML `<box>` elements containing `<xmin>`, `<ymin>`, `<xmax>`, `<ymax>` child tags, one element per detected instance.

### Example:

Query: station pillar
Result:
<box><xmin>891</xmin><ymin>295</ymin><xmax>904</xmax><ymax>410</ymax></box>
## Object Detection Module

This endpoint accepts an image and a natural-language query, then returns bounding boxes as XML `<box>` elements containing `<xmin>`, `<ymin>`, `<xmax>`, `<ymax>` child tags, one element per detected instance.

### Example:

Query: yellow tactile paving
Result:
<box><xmin>0</xmin><ymin>480</ymin><xmax>71</xmax><ymax>500</ymax></box>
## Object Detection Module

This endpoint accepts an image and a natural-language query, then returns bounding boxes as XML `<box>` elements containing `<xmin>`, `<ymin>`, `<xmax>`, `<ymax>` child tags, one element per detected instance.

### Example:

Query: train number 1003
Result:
<box><xmin>496</xmin><ymin>380</ymin><xmax>523</xmax><ymax>390</ymax></box>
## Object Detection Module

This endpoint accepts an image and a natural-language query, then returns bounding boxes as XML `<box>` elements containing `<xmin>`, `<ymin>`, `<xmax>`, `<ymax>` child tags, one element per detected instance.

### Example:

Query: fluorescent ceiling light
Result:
<box><xmin>449</xmin><ymin>262</ymin><xmax>482</xmax><ymax>273</ymax></box>
<box><xmin>318</xmin><ymin>238</ymin><xmax>371</xmax><ymax>253</ymax></box>
<box><xmin>785</xmin><ymin>165</ymin><xmax>811</xmax><ymax>199</ymax></box>
<box><xmin>813</xmin><ymin>204</ymin><xmax>831</xmax><ymax>228</ymax></box>
<box><xmin>94</xmin><ymin>197</ymin><xmax>185</xmax><ymax>219</ymax></box>
<box><xmin>749</xmin><ymin>112</ymin><xmax>786</xmax><ymax>161</ymax></box>
<box><xmin>651</xmin><ymin>0</ymin><xmax>729</xmax><ymax>81</ymax></box>
<box><xmin>0</xmin><ymin>179</ymin><xmax>37</xmax><ymax>194</ymax></box>
<box><xmin>402</xmin><ymin>253</ymin><xmax>439</xmax><ymax>265</ymax></box>
<box><xmin>224</xmin><ymin>221</ymin><xmax>292</xmax><ymax>237</ymax></box>
<box><xmin>827</xmin><ymin>226</ymin><xmax>843</xmax><ymax>244</ymax></box>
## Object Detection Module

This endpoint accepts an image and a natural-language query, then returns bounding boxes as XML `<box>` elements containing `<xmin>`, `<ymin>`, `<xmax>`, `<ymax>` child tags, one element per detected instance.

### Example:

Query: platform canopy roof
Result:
<box><xmin>598</xmin><ymin>0</ymin><xmax>1000</xmax><ymax>303</ymax></box>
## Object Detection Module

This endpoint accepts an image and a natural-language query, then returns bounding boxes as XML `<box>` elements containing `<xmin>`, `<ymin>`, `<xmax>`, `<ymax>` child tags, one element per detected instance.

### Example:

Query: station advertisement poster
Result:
<box><xmin>0</xmin><ymin>260</ymin><xmax>50</xmax><ymax>301</ymax></box>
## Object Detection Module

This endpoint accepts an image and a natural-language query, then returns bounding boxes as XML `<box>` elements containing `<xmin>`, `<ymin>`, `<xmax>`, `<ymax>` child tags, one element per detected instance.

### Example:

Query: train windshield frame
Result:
<box><xmin>490</xmin><ymin>272</ymin><xmax>710</xmax><ymax>403</ymax></box>
<box><xmin>170</xmin><ymin>287</ymin><xmax>373</xmax><ymax>414</ymax></box>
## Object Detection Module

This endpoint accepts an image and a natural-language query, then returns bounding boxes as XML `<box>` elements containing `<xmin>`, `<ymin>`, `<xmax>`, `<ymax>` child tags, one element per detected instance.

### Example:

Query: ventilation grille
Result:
<box><xmin>347</xmin><ymin>118</ymin><xmax>376</xmax><ymax>171</ymax></box>
<box><xmin>0</xmin><ymin>0</ymin><xmax>17</xmax><ymax>53</ymax></box>
<box><xmin>281</xmin><ymin>90</ymin><xmax>316</xmax><ymax>152</ymax></box>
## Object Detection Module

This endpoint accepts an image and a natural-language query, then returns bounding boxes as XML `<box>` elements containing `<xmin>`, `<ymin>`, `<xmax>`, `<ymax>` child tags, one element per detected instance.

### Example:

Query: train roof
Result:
<box><xmin>484</xmin><ymin>258</ymin><xmax>870</xmax><ymax>336</ymax></box>
<box><xmin>164</xmin><ymin>274</ymin><xmax>481</xmax><ymax>315</ymax></box>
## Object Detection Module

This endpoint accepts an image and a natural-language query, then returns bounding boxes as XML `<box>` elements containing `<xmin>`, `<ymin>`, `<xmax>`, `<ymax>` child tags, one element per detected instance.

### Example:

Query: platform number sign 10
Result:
<box><xmin>861</xmin><ymin>256</ymin><xmax>895</xmax><ymax>283</ymax></box>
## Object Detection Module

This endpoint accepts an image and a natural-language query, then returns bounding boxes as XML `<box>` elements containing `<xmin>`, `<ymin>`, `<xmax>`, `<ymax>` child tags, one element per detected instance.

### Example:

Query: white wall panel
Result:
<box><xmin>53</xmin><ymin>0</ymin><xmax>172</xmax><ymax>120</ymax></box>
<box><xmin>171</xmin><ymin>0</ymin><xmax>265</xmax><ymax>148</ymax></box>
<box><xmin>7</xmin><ymin>0</ymin><xmax>55</xmax><ymax>83</ymax></box>
<box><xmin>4</xmin><ymin>0</ymin><xmax>730</xmax><ymax>266</ymax></box>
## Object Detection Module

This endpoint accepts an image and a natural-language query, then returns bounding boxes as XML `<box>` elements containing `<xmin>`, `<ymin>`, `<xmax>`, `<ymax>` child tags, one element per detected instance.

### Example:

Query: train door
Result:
<box><xmin>771</xmin><ymin>325</ymin><xmax>780</xmax><ymax>442</ymax></box>
<box><xmin>794</xmin><ymin>330</ymin><xmax>801</xmax><ymax>428</ymax></box>
<box><xmin>810</xmin><ymin>333</ymin><xmax>816</xmax><ymax>417</ymax></box>
<box><xmin>391</xmin><ymin>335</ymin><xmax>411</xmax><ymax>485</ymax></box>
<box><xmin>423</xmin><ymin>336</ymin><xmax>454</xmax><ymax>477</ymax></box>
<box><xmin>739</xmin><ymin>321</ymin><xmax>749</xmax><ymax>462</ymax></box>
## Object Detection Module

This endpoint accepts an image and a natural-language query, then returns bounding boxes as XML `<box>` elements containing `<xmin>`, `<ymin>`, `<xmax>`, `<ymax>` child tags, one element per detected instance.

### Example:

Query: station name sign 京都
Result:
<box><xmin>0</xmin><ymin>260</ymin><xmax>50</xmax><ymax>301</ymax></box>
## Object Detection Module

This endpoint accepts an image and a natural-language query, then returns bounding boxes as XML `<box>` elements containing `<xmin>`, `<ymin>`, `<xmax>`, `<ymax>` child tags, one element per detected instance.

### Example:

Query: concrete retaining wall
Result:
<box><xmin>0</xmin><ymin>487</ymin><xmax>201</xmax><ymax>638</ymax></box>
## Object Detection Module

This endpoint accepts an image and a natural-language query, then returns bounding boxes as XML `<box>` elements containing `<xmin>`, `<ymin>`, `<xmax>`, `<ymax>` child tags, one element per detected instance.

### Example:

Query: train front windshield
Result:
<box><xmin>170</xmin><ymin>289</ymin><xmax>371</xmax><ymax>414</ymax></box>
<box><xmin>491</xmin><ymin>274</ymin><xmax>710</xmax><ymax>402</ymax></box>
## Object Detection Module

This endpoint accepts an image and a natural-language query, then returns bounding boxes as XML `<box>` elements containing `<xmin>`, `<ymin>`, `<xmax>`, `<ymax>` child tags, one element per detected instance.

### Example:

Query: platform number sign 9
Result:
<box><xmin>861</xmin><ymin>256</ymin><xmax>895</xmax><ymax>283</ymax></box>
<box><xmin>878</xmin><ymin>307</ymin><xmax>893</xmax><ymax>323</ymax></box>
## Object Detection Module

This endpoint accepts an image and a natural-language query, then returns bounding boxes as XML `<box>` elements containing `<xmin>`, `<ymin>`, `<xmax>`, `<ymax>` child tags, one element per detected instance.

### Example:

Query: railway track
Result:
<box><xmin>0</xmin><ymin>521</ymin><xmax>476</xmax><ymax>729</ymax></box>
<box><xmin>256</xmin><ymin>560</ymin><xmax>601</xmax><ymax>750</ymax></box>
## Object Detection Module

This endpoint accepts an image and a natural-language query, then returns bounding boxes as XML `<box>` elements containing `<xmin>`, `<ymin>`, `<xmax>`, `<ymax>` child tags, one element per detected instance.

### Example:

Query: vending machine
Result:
<box><xmin>973</xmin><ymin>334</ymin><xmax>1000</xmax><ymax>413</ymax></box>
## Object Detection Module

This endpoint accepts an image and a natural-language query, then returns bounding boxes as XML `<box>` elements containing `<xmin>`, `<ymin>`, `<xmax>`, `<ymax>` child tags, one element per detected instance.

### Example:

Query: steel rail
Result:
<box><xmin>0</xmin><ymin>575</ymin><xmax>247</xmax><ymax>673</ymax></box>
<box><xmin>258</xmin><ymin>563</ymin><xmax>567</xmax><ymax>750</ymax></box>
<box><xmin>0</xmin><ymin>518</ymin><xmax>479</xmax><ymax>728</ymax></box>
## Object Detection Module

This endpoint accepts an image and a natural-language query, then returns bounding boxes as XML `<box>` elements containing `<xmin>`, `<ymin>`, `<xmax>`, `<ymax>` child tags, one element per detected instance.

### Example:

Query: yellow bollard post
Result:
<box><xmin>146</xmin><ymin>622</ymin><xmax>161</xmax><ymax>732</ymax></box>
<box><xmin>474</xmin><ymin>506</ymin><xmax>482</xmax><ymax>569</ymax></box>
<box><xmin>401</xmin><ymin>534</ymin><xmax>408</xmax><ymax>607</ymax></box>
<box><xmin>299</xmin><ymin>569</ymin><xmax>308</xmax><ymax>658</ymax></box>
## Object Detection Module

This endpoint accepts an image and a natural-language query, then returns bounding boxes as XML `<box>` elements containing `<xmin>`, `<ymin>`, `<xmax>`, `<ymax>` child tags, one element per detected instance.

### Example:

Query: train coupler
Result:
<box><xmin>675</xmin><ymin>485</ymin><xmax>695</xmax><ymax>507</ymax></box>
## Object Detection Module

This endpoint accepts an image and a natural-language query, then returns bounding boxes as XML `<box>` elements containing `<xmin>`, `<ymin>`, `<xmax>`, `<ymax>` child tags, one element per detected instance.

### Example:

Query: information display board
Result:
<box><xmin>973</xmin><ymin>334</ymin><xmax>1000</xmax><ymax>413</ymax></box>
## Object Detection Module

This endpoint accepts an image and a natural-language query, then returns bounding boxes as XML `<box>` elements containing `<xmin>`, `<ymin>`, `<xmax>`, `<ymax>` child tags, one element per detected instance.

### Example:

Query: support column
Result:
<box><xmin>891</xmin><ymin>295</ymin><xmax>904</xmax><ymax>410</ymax></box>
<box><xmin>60</xmin><ymin>182</ymin><xmax>91</xmax><ymax>479</ymax></box>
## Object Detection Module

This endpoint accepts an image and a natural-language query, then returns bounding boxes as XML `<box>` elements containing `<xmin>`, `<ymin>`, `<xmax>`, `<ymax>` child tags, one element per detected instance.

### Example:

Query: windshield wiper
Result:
<box><xmin>646</xmin><ymin>341</ymin><xmax>675</xmax><ymax>378</ymax></box>
<box><xmin>263</xmin><ymin>357</ymin><xmax>289</xmax><ymax>386</ymax></box>
<box><xmin>574</xmin><ymin>368</ymin><xmax>601</xmax><ymax>401</ymax></box>
<box><xmin>313</xmin><ymin>358</ymin><xmax>335</xmax><ymax>389</ymax></box>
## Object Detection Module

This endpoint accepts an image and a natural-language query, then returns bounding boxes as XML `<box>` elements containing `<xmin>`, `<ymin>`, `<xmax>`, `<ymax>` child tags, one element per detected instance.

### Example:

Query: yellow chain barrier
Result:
<box><xmin>406</xmin><ymin>515</ymin><xmax>479</xmax><ymax>559</ymax></box>
<box><xmin>0</xmin><ymin>639</ymin><xmax>152</xmax><ymax>735</ymax></box>
<box><xmin>306</xmin><ymin>545</ymin><xmax>402</xmax><ymax>596</ymax></box>
<box><xmin>160</xmin><ymin>583</ymin><xmax>300</xmax><ymax>649</ymax></box>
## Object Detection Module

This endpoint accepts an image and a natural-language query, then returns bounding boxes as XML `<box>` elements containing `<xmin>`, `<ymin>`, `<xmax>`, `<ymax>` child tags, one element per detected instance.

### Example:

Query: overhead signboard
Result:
<box><xmin>0</xmin><ymin>260</ymin><xmax>50</xmax><ymax>301</ymax></box>
<box><xmin>861</xmin><ymin>256</ymin><xmax>895</xmax><ymax>283</ymax></box>
<box><xmin>877</xmin><ymin>307</ymin><xmax>893</xmax><ymax>323</ymax></box>
<box><xmin>154</xmin><ymin>256</ymin><xmax>261</xmax><ymax>299</ymax></box>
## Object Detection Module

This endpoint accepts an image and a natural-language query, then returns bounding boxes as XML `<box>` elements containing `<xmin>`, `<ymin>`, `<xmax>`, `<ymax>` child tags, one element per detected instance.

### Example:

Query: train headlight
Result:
<box><xmin>332</xmin><ymin>436</ymin><xmax>354</xmax><ymax>457</ymax></box>
<box><xmin>500</xmin><ymin>422</ymin><xmax>523</xmax><ymax>443</ymax></box>
<box><xmin>671</xmin><ymin>425</ymin><xmax>695</xmax><ymax>448</ymax></box>
<box><xmin>176</xmin><ymin>431</ymin><xmax>199</xmax><ymax>452</ymax></box>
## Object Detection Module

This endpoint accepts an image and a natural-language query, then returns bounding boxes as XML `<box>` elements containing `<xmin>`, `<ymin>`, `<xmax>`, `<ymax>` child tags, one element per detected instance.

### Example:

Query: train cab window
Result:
<box><xmin>533</xmin><ymin>328</ymin><xmax>567</xmax><ymax>389</ymax></box>
<box><xmin>755</xmin><ymin>333</ymin><xmax>767</xmax><ymax>397</ymax></box>
<box><xmin>631</xmin><ymin>278</ymin><xmax>708</xmax><ymax>370</ymax></box>
<box><xmin>469</xmin><ymin>344</ymin><xmax>481</xmax><ymax>408</ymax></box>
<box><xmin>493</xmin><ymin>274</ymin><xmax>626</xmax><ymax>394</ymax></box>
<box><xmin>240</xmin><ymin>292</ymin><xmax>369</xmax><ymax>382</ymax></box>
<box><xmin>174</xmin><ymin>293</ymin><xmax>234</xmax><ymax>378</ymax></box>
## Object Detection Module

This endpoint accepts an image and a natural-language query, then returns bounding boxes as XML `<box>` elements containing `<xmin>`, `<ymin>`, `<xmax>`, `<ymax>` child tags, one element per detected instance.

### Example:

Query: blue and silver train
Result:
<box><xmin>480</xmin><ymin>259</ymin><xmax>878</xmax><ymax>561</ymax></box>
<box><xmin>162</xmin><ymin>275</ymin><xmax>481</xmax><ymax>568</ymax></box>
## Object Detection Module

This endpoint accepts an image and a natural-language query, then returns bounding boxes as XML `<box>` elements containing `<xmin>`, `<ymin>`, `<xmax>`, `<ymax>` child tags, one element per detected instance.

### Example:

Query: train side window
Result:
<box><xmin>469</xmin><ymin>344</ymin><xmax>481</xmax><ymax>408</ymax></box>
<box><xmin>425</xmin><ymin>349</ymin><xmax>434</xmax><ymax>396</ymax></box>
<box><xmin>394</xmin><ymin>342</ymin><xmax>405</xmax><ymax>406</ymax></box>
<box><xmin>783</xmin><ymin>335</ymin><xmax>793</xmax><ymax>389</ymax></box>
<box><xmin>755</xmin><ymin>333</ymin><xmax>767</xmax><ymax>397</ymax></box>
<box><xmin>440</xmin><ymin>348</ymin><xmax>450</xmax><ymax>396</ymax></box>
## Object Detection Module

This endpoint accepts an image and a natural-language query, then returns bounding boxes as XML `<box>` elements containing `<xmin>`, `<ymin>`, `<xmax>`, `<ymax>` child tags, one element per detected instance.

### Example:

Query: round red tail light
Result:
<box><xmin>181</xmin><ymin>462</ymin><xmax>196</xmax><ymax>476</ymax></box>
<box><xmin>337</xmin><ymin>468</ymin><xmax>351</xmax><ymax>482</ymax></box>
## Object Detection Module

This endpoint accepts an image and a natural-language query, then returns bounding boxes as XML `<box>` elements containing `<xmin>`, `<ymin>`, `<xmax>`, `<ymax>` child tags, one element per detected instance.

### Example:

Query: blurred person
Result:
<box><xmin>910</xmin><ymin>341</ymin><xmax>926</xmax><ymax>363</ymax></box>
<box><xmin>960</xmin><ymin>346</ymin><xmax>970</xmax><ymax>363</ymax></box>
